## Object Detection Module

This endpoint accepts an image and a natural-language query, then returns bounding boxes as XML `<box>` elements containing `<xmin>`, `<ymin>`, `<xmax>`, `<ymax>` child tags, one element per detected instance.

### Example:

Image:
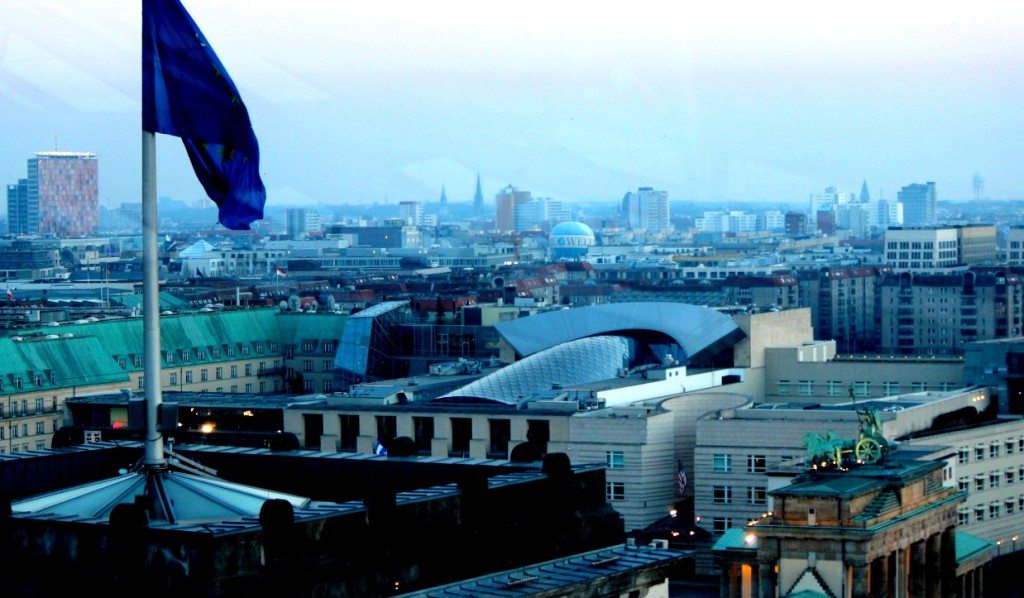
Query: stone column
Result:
<box><xmin>719</xmin><ymin>564</ymin><xmax>730</xmax><ymax>598</ymax></box>
<box><xmin>910</xmin><ymin>540</ymin><xmax>927</xmax><ymax>598</ymax></box>
<box><xmin>851</xmin><ymin>563</ymin><xmax>870</xmax><ymax>598</ymax></box>
<box><xmin>757</xmin><ymin>561</ymin><xmax>776</xmax><ymax>598</ymax></box>
<box><xmin>926</xmin><ymin>533</ymin><xmax>942</xmax><ymax>597</ymax></box>
<box><xmin>886</xmin><ymin>551</ymin><xmax>898</xmax><ymax>598</ymax></box>
<box><xmin>941</xmin><ymin>528</ymin><xmax>957</xmax><ymax>596</ymax></box>
<box><xmin>973</xmin><ymin>565</ymin><xmax>983</xmax><ymax>598</ymax></box>
<box><xmin>750</xmin><ymin>563</ymin><xmax>761</xmax><ymax>598</ymax></box>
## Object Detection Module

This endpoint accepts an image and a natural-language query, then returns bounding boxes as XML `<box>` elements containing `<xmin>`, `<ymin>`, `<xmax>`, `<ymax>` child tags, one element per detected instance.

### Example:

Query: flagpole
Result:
<box><xmin>142</xmin><ymin>130</ymin><xmax>165</xmax><ymax>468</ymax></box>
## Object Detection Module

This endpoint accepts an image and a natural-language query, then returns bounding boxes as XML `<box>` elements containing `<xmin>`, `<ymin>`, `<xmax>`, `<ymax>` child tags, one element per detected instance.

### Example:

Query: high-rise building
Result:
<box><xmin>7</xmin><ymin>152</ymin><xmax>98</xmax><ymax>237</ymax></box>
<box><xmin>399</xmin><ymin>200</ymin><xmax>425</xmax><ymax>226</ymax></box>
<box><xmin>285</xmin><ymin>208</ymin><xmax>322</xmax><ymax>238</ymax></box>
<box><xmin>494</xmin><ymin>184</ymin><xmax>531</xmax><ymax>231</ymax></box>
<box><xmin>898</xmin><ymin>181</ymin><xmax>937</xmax><ymax>225</ymax></box>
<box><xmin>6</xmin><ymin>179</ymin><xmax>30</xmax><ymax>235</ymax></box>
<box><xmin>622</xmin><ymin>187</ymin><xmax>670</xmax><ymax>232</ymax></box>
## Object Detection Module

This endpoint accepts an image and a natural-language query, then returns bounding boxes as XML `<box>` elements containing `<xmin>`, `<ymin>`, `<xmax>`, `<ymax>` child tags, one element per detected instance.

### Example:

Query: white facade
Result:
<box><xmin>625</xmin><ymin>187</ymin><xmax>671</xmax><ymax>232</ymax></box>
<box><xmin>399</xmin><ymin>201</ymin><xmax>425</xmax><ymax>226</ymax></box>
<box><xmin>696</xmin><ymin>211</ymin><xmax>757</xmax><ymax>234</ymax></box>
<box><xmin>884</xmin><ymin>227</ymin><xmax>960</xmax><ymax>270</ymax></box>
<box><xmin>1008</xmin><ymin>227</ymin><xmax>1024</xmax><ymax>266</ymax></box>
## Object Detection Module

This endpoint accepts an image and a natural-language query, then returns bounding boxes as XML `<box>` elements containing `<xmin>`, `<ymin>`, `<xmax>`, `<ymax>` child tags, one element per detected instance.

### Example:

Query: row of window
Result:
<box><xmin>959</xmin><ymin>496</ymin><xmax>1024</xmax><ymax>525</ymax></box>
<box><xmin>958</xmin><ymin>439</ymin><xmax>1024</xmax><ymax>463</ymax></box>
<box><xmin>712</xmin><ymin>485</ymin><xmax>767</xmax><ymax>505</ymax></box>
<box><xmin>713</xmin><ymin>454</ymin><xmax>768</xmax><ymax>473</ymax></box>
<box><xmin>0</xmin><ymin>442</ymin><xmax>46</xmax><ymax>454</ymax></box>
<box><xmin>958</xmin><ymin>467</ymin><xmax>1024</xmax><ymax>493</ymax></box>
<box><xmin>0</xmin><ymin>419</ymin><xmax>60</xmax><ymax>439</ymax></box>
<box><xmin>0</xmin><ymin>398</ymin><xmax>58</xmax><ymax>419</ymax></box>
<box><xmin>776</xmin><ymin>380</ymin><xmax>950</xmax><ymax>396</ymax></box>
<box><xmin>165</xmin><ymin>342</ymin><xmax>276</xmax><ymax>365</ymax></box>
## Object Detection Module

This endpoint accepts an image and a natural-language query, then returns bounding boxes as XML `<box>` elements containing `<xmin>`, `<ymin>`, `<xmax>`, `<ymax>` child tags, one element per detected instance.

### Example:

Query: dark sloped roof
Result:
<box><xmin>494</xmin><ymin>302</ymin><xmax>744</xmax><ymax>364</ymax></box>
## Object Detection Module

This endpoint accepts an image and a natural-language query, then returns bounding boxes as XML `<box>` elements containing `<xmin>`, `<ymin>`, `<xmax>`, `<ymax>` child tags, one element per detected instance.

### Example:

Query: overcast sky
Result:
<box><xmin>1</xmin><ymin>0</ymin><xmax>1022</xmax><ymax>208</ymax></box>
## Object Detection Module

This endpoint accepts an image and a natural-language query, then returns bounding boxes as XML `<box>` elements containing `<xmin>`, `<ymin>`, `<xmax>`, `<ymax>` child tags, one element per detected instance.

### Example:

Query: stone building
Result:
<box><xmin>715</xmin><ymin>456</ymin><xmax>994</xmax><ymax>597</ymax></box>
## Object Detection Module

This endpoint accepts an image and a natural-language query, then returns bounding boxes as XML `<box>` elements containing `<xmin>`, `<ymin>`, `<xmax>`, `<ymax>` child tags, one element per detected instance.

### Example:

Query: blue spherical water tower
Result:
<box><xmin>549</xmin><ymin>221</ymin><xmax>595</xmax><ymax>260</ymax></box>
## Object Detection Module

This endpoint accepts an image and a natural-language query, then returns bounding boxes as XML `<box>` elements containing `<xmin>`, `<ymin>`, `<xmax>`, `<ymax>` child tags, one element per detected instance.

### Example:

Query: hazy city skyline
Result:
<box><xmin>2</xmin><ymin>1</ymin><xmax>1023</xmax><ymax>208</ymax></box>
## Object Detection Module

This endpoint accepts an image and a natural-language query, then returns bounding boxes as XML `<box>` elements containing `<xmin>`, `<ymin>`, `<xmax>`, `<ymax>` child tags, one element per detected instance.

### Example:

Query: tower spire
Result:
<box><xmin>440</xmin><ymin>184</ymin><xmax>448</xmax><ymax>205</ymax></box>
<box><xmin>473</xmin><ymin>173</ymin><xmax>483</xmax><ymax>214</ymax></box>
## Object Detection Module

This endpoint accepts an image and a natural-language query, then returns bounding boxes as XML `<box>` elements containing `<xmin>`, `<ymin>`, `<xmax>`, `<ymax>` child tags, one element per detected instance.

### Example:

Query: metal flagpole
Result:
<box><xmin>142</xmin><ymin>130</ymin><xmax>165</xmax><ymax>468</ymax></box>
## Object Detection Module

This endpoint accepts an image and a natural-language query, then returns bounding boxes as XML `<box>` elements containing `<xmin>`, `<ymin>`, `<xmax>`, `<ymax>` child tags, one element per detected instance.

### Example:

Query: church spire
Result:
<box><xmin>473</xmin><ymin>173</ymin><xmax>483</xmax><ymax>214</ymax></box>
<box><xmin>440</xmin><ymin>184</ymin><xmax>448</xmax><ymax>205</ymax></box>
<box><xmin>860</xmin><ymin>180</ymin><xmax>870</xmax><ymax>203</ymax></box>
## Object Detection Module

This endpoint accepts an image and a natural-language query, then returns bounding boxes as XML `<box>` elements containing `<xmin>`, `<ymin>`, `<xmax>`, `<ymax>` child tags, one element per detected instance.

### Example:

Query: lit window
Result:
<box><xmin>713</xmin><ymin>454</ymin><xmax>732</xmax><ymax>473</ymax></box>
<box><xmin>605</xmin><ymin>451</ymin><xmax>625</xmax><ymax>469</ymax></box>
<box><xmin>747</xmin><ymin>455</ymin><xmax>767</xmax><ymax>473</ymax></box>
<box><xmin>748</xmin><ymin>487</ymin><xmax>766</xmax><ymax>505</ymax></box>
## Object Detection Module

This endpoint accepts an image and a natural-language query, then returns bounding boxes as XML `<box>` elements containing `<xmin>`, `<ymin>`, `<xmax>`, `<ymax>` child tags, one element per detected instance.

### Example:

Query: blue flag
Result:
<box><xmin>142</xmin><ymin>0</ymin><xmax>266</xmax><ymax>230</ymax></box>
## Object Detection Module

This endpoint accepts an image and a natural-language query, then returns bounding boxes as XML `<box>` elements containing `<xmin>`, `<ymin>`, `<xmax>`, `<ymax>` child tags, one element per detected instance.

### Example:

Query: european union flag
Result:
<box><xmin>142</xmin><ymin>0</ymin><xmax>266</xmax><ymax>230</ymax></box>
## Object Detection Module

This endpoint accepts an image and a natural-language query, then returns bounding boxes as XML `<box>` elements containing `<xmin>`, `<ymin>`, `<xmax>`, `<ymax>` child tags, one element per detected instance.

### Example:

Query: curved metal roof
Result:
<box><xmin>440</xmin><ymin>335</ymin><xmax>635</xmax><ymax>405</ymax></box>
<box><xmin>494</xmin><ymin>302</ymin><xmax>744</xmax><ymax>365</ymax></box>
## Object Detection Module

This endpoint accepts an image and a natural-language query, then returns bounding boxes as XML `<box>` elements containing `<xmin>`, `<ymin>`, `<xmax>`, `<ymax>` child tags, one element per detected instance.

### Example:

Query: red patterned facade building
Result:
<box><xmin>7</xmin><ymin>152</ymin><xmax>98</xmax><ymax>237</ymax></box>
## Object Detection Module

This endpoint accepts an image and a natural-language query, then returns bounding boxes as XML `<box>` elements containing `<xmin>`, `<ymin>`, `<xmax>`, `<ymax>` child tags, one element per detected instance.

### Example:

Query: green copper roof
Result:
<box><xmin>0</xmin><ymin>335</ymin><xmax>129</xmax><ymax>390</ymax></box>
<box><xmin>274</xmin><ymin>312</ymin><xmax>348</xmax><ymax>348</ymax></box>
<box><xmin>955</xmin><ymin>530</ymin><xmax>995</xmax><ymax>564</ymax></box>
<box><xmin>712</xmin><ymin>527</ymin><xmax>755</xmax><ymax>551</ymax></box>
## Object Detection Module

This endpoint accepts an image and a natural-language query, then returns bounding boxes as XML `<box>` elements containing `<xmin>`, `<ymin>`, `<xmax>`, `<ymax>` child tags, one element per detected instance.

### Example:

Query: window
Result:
<box><xmin>712</xmin><ymin>517</ymin><xmax>731</xmax><ymax>535</ymax></box>
<box><xmin>606</xmin><ymin>481</ymin><xmax>625</xmax><ymax>501</ymax></box>
<box><xmin>883</xmin><ymin>381</ymin><xmax>900</xmax><ymax>395</ymax></box>
<box><xmin>852</xmin><ymin>381</ymin><xmax>869</xmax><ymax>397</ymax></box>
<box><xmin>245</xmin><ymin>364</ymin><xmax>252</xmax><ymax>376</ymax></box>
<box><xmin>245</xmin><ymin>383</ymin><xmax>252</xmax><ymax>393</ymax></box>
<box><xmin>138</xmin><ymin>376</ymin><xmax>144</xmax><ymax>389</ymax></box>
<box><xmin>990</xmin><ymin>472</ymin><xmax>1000</xmax><ymax>489</ymax></box>
<box><xmin>798</xmin><ymin>380</ymin><xmax>813</xmax><ymax>396</ymax></box>
<box><xmin>215</xmin><ymin>367</ymin><xmax>223</xmax><ymax>380</ymax></box>
<box><xmin>450</xmin><ymin>417</ymin><xmax>471</xmax><ymax>456</ymax></box>
<box><xmin>958</xmin><ymin>477</ymin><xmax>969</xmax><ymax>493</ymax></box>
<box><xmin>712</xmin><ymin>485</ymin><xmax>732</xmax><ymax>504</ymax></box>
<box><xmin>302</xmin><ymin>380</ymin><xmax>313</xmax><ymax>392</ymax></box>
<box><xmin>488</xmin><ymin>418</ymin><xmax>511</xmax><ymax>458</ymax></box>
<box><xmin>169</xmin><ymin>372</ymin><xmax>177</xmax><ymax>385</ymax></box>
<box><xmin>958</xmin><ymin>447</ymin><xmax>969</xmax><ymax>464</ymax></box>
<box><xmin>958</xmin><ymin>508</ymin><xmax>970</xmax><ymax>526</ymax></box>
<box><xmin>990</xmin><ymin>503</ymin><xmax>1000</xmax><ymax>519</ymax></box>
<box><xmin>1007</xmin><ymin>469</ymin><xmax>1016</xmax><ymax>485</ymax></box>
<box><xmin>185</xmin><ymin>371</ymin><xmax>193</xmax><ymax>384</ymax></box>
<box><xmin>748</xmin><ymin>486</ymin><xmax>767</xmax><ymax>505</ymax></box>
<box><xmin>990</xmin><ymin>442</ymin><xmax>1000</xmax><ymax>459</ymax></box>
<box><xmin>230</xmin><ymin>385</ymin><xmax>238</xmax><ymax>393</ymax></box>
<box><xmin>303</xmin><ymin>360</ymin><xmax>313</xmax><ymax>372</ymax></box>
<box><xmin>825</xmin><ymin>380</ymin><xmax>842</xmax><ymax>396</ymax></box>
<box><xmin>911</xmin><ymin>382</ymin><xmax>926</xmax><ymax>392</ymax></box>
<box><xmin>200</xmin><ymin>369</ymin><xmax>208</xmax><ymax>382</ymax></box>
<box><xmin>375</xmin><ymin>415</ymin><xmax>397</xmax><ymax>442</ymax></box>
<box><xmin>322</xmin><ymin>380</ymin><xmax>332</xmax><ymax>393</ymax></box>
<box><xmin>14</xmin><ymin>377</ymin><xmax>21</xmax><ymax>389</ymax></box>
<box><xmin>35</xmin><ymin>422</ymin><xmax>44</xmax><ymax>434</ymax></box>
<box><xmin>34</xmin><ymin>398</ymin><xmax>42</xmax><ymax>413</ymax></box>
<box><xmin>975</xmin><ymin>445</ymin><xmax>985</xmax><ymax>461</ymax></box>
<box><xmin>606</xmin><ymin>451</ymin><xmax>625</xmax><ymax>469</ymax></box>
<box><xmin>230</xmin><ymin>365</ymin><xmax>238</xmax><ymax>378</ymax></box>
<box><xmin>974</xmin><ymin>507</ymin><xmax>985</xmax><ymax>522</ymax></box>
<box><xmin>777</xmin><ymin>380</ymin><xmax>790</xmax><ymax>395</ymax></box>
<box><xmin>413</xmin><ymin>416</ymin><xmax>434</xmax><ymax>455</ymax></box>
<box><xmin>339</xmin><ymin>415</ymin><xmax>359</xmax><ymax>451</ymax></box>
<box><xmin>322</xmin><ymin>360</ymin><xmax>332</xmax><ymax>373</ymax></box>
<box><xmin>1008</xmin><ymin>439</ymin><xmax>1017</xmax><ymax>455</ymax></box>
<box><xmin>974</xmin><ymin>477</ymin><xmax>985</xmax><ymax>492</ymax></box>
<box><xmin>713</xmin><ymin>454</ymin><xmax>732</xmax><ymax>472</ymax></box>
<box><xmin>1007</xmin><ymin>500</ymin><xmax>1016</xmax><ymax>516</ymax></box>
<box><xmin>747</xmin><ymin>454</ymin><xmax>767</xmax><ymax>473</ymax></box>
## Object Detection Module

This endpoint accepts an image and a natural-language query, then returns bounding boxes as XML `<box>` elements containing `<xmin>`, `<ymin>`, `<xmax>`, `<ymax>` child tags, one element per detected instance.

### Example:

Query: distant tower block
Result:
<box><xmin>973</xmin><ymin>173</ymin><xmax>985</xmax><ymax>201</ymax></box>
